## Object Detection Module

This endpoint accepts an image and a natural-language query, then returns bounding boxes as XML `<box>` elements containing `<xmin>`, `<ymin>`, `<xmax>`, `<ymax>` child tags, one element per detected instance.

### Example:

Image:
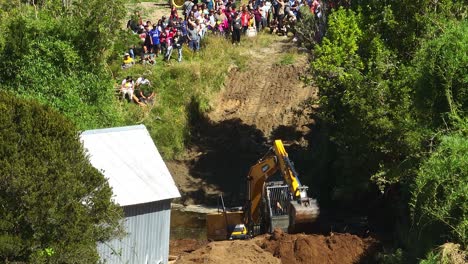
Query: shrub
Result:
<box><xmin>0</xmin><ymin>91</ymin><xmax>123</xmax><ymax>263</ymax></box>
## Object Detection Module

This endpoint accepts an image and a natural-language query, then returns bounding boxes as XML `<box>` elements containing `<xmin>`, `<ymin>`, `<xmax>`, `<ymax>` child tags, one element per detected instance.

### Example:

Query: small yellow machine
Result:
<box><xmin>207</xmin><ymin>140</ymin><xmax>319</xmax><ymax>240</ymax></box>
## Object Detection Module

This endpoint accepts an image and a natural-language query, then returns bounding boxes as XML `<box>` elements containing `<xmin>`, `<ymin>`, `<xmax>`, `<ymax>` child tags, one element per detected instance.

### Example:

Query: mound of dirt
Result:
<box><xmin>170</xmin><ymin>239</ymin><xmax>208</xmax><ymax>257</ymax></box>
<box><xmin>173</xmin><ymin>230</ymin><xmax>377</xmax><ymax>264</ymax></box>
<box><xmin>175</xmin><ymin>240</ymin><xmax>281</xmax><ymax>264</ymax></box>
<box><xmin>258</xmin><ymin>229</ymin><xmax>377</xmax><ymax>264</ymax></box>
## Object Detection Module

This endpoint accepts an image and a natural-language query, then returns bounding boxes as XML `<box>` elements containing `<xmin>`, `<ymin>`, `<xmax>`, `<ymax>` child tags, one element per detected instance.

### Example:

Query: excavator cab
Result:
<box><xmin>228</xmin><ymin>224</ymin><xmax>249</xmax><ymax>240</ymax></box>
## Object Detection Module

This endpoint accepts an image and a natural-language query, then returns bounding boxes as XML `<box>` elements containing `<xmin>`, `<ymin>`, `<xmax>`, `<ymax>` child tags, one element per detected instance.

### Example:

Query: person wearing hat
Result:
<box><xmin>122</xmin><ymin>53</ymin><xmax>134</xmax><ymax>69</ymax></box>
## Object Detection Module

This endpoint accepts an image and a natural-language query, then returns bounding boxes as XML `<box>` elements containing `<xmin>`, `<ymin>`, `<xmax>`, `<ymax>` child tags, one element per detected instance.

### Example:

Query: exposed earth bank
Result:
<box><xmin>167</xmin><ymin>33</ymin><xmax>378</xmax><ymax>263</ymax></box>
<box><xmin>166</xmin><ymin>38</ymin><xmax>317</xmax><ymax>205</ymax></box>
<box><xmin>173</xmin><ymin>229</ymin><xmax>378</xmax><ymax>264</ymax></box>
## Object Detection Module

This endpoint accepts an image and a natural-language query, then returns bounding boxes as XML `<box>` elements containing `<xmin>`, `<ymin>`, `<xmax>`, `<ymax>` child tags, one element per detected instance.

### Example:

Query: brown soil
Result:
<box><xmin>258</xmin><ymin>229</ymin><xmax>378</xmax><ymax>264</ymax></box>
<box><xmin>167</xmin><ymin>38</ymin><xmax>317</xmax><ymax>205</ymax></box>
<box><xmin>208</xmin><ymin>42</ymin><xmax>316</xmax><ymax>138</ymax></box>
<box><xmin>170</xmin><ymin>239</ymin><xmax>208</xmax><ymax>257</ymax></box>
<box><xmin>174</xmin><ymin>230</ymin><xmax>378</xmax><ymax>264</ymax></box>
<box><xmin>175</xmin><ymin>239</ymin><xmax>281</xmax><ymax>264</ymax></box>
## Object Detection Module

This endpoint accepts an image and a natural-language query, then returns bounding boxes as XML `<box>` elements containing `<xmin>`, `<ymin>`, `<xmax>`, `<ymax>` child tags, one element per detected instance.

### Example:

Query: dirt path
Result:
<box><xmin>208</xmin><ymin>41</ymin><xmax>316</xmax><ymax>138</ymax></box>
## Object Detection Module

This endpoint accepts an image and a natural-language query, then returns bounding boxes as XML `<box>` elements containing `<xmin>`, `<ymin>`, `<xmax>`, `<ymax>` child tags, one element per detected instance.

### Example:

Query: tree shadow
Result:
<box><xmin>185</xmin><ymin>94</ymin><xmax>385</xmax><ymax>247</ymax></box>
<box><xmin>184</xmin><ymin>98</ymin><xmax>269</xmax><ymax>205</ymax></box>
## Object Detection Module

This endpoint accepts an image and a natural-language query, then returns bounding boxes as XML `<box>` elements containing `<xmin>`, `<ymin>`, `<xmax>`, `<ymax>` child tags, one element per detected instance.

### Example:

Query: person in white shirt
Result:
<box><xmin>120</xmin><ymin>76</ymin><xmax>135</xmax><ymax>102</ymax></box>
<box><xmin>260</xmin><ymin>1</ymin><xmax>271</xmax><ymax>28</ymax></box>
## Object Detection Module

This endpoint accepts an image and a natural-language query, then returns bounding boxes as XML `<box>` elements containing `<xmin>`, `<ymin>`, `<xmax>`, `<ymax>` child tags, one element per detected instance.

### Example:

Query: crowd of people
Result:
<box><xmin>121</xmin><ymin>0</ymin><xmax>327</xmax><ymax>66</ymax></box>
<box><xmin>119</xmin><ymin>0</ymin><xmax>328</xmax><ymax>105</ymax></box>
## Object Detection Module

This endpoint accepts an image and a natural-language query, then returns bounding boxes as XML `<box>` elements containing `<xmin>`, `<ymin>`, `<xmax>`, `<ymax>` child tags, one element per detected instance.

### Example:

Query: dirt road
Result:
<box><xmin>208</xmin><ymin>40</ymin><xmax>316</xmax><ymax>137</ymax></box>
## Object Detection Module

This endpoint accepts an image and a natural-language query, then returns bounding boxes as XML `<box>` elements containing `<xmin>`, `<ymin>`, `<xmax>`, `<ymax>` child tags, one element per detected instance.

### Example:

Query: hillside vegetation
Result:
<box><xmin>306</xmin><ymin>1</ymin><xmax>467</xmax><ymax>262</ymax></box>
<box><xmin>0</xmin><ymin>0</ymin><xmax>466</xmax><ymax>263</ymax></box>
<box><xmin>0</xmin><ymin>0</ymin><xmax>247</xmax><ymax>158</ymax></box>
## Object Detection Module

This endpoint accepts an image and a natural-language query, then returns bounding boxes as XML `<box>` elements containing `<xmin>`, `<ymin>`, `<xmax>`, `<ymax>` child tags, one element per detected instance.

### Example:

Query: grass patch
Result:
<box><xmin>277</xmin><ymin>52</ymin><xmax>296</xmax><ymax>65</ymax></box>
<box><xmin>111</xmin><ymin>35</ymin><xmax>247</xmax><ymax>159</ymax></box>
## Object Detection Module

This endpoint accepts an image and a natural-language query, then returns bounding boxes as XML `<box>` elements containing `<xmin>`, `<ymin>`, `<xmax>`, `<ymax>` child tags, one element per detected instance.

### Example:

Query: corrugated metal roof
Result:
<box><xmin>80</xmin><ymin>125</ymin><xmax>180</xmax><ymax>206</ymax></box>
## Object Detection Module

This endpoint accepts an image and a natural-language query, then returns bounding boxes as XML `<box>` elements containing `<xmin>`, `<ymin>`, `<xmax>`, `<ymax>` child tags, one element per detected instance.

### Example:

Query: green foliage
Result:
<box><xmin>0</xmin><ymin>1</ymin><xmax>126</xmax><ymax>130</ymax></box>
<box><xmin>375</xmin><ymin>249</ymin><xmax>406</xmax><ymax>264</ymax></box>
<box><xmin>0</xmin><ymin>91</ymin><xmax>123</xmax><ymax>263</ymax></box>
<box><xmin>309</xmin><ymin>2</ymin><xmax>467</xmax><ymax>260</ymax></box>
<box><xmin>311</xmin><ymin>7</ymin><xmax>420</xmax><ymax>201</ymax></box>
<box><xmin>0</xmin><ymin>0</ymin><xmax>248</xmax><ymax>160</ymax></box>
<box><xmin>278</xmin><ymin>53</ymin><xmax>296</xmax><ymax>65</ymax></box>
<box><xmin>111</xmin><ymin>35</ymin><xmax>246</xmax><ymax>158</ymax></box>
<box><xmin>410</xmin><ymin>128</ymin><xmax>468</xmax><ymax>250</ymax></box>
<box><xmin>294</xmin><ymin>6</ymin><xmax>324</xmax><ymax>49</ymax></box>
<box><xmin>410</xmin><ymin>19</ymin><xmax>468</xmax><ymax>127</ymax></box>
<box><xmin>354</xmin><ymin>0</ymin><xmax>467</xmax><ymax>59</ymax></box>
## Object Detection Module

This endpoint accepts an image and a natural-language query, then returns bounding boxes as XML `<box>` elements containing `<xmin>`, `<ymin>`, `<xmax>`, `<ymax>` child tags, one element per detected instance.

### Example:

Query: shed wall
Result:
<box><xmin>98</xmin><ymin>199</ymin><xmax>171</xmax><ymax>264</ymax></box>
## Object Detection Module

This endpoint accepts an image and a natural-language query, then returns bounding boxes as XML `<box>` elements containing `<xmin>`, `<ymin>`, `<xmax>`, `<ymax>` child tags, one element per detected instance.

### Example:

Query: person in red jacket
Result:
<box><xmin>240</xmin><ymin>6</ymin><xmax>250</xmax><ymax>34</ymax></box>
<box><xmin>170</xmin><ymin>4</ymin><xmax>179</xmax><ymax>21</ymax></box>
<box><xmin>164</xmin><ymin>26</ymin><xmax>176</xmax><ymax>61</ymax></box>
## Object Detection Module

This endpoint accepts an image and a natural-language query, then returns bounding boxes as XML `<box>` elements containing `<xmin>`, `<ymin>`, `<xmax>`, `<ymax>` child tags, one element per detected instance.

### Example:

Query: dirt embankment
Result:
<box><xmin>208</xmin><ymin>44</ymin><xmax>316</xmax><ymax>138</ymax></box>
<box><xmin>175</xmin><ymin>240</ymin><xmax>281</xmax><ymax>264</ymax></box>
<box><xmin>259</xmin><ymin>229</ymin><xmax>377</xmax><ymax>264</ymax></box>
<box><xmin>168</xmin><ymin>35</ymin><xmax>379</xmax><ymax>264</ymax></box>
<box><xmin>174</xmin><ymin>229</ymin><xmax>378</xmax><ymax>264</ymax></box>
<box><xmin>167</xmin><ymin>39</ymin><xmax>317</xmax><ymax>205</ymax></box>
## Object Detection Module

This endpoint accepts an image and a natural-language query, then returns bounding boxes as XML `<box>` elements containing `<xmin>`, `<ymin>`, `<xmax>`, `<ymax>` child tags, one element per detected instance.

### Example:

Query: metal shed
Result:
<box><xmin>80</xmin><ymin>125</ymin><xmax>180</xmax><ymax>264</ymax></box>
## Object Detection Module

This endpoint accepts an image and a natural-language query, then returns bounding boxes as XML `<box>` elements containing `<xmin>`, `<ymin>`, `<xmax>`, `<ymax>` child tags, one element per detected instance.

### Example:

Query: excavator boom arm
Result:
<box><xmin>272</xmin><ymin>140</ymin><xmax>302</xmax><ymax>199</ymax></box>
<box><xmin>245</xmin><ymin>155</ymin><xmax>278</xmax><ymax>225</ymax></box>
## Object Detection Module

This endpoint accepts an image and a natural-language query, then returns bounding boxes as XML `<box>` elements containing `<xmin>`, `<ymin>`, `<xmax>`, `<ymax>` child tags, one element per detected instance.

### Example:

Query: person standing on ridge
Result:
<box><xmin>231</xmin><ymin>11</ymin><xmax>242</xmax><ymax>45</ymax></box>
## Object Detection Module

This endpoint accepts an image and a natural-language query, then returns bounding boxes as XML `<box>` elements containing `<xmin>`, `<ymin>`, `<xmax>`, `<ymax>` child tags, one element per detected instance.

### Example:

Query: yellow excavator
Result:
<box><xmin>243</xmin><ymin>139</ymin><xmax>319</xmax><ymax>236</ymax></box>
<box><xmin>206</xmin><ymin>140</ymin><xmax>319</xmax><ymax>240</ymax></box>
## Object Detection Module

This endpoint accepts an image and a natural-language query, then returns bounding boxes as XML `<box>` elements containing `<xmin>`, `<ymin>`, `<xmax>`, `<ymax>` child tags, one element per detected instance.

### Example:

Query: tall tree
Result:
<box><xmin>0</xmin><ymin>91</ymin><xmax>123</xmax><ymax>263</ymax></box>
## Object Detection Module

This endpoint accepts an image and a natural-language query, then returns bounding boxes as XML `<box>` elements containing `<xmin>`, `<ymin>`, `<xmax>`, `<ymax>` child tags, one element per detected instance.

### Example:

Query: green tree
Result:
<box><xmin>0</xmin><ymin>91</ymin><xmax>123</xmax><ymax>263</ymax></box>
<box><xmin>0</xmin><ymin>1</ymin><xmax>125</xmax><ymax>130</ymax></box>
<box><xmin>312</xmin><ymin>7</ymin><xmax>417</xmax><ymax>201</ymax></box>
<box><xmin>410</xmin><ymin>19</ymin><xmax>468</xmax><ymax>128</ymax></box>
<box><xmin>309</xmin><ymin>3</ymin><xmax>467</xmax><ymax>262</ymax></box>
<box><xmin>410</xmin><ymin>125</ymin><xmax>467</xmax><ymax>256</ymax></box>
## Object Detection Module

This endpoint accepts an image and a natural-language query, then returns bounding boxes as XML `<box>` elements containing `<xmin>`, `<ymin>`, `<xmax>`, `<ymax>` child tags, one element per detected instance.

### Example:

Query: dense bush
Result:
<box><xmin>0</xmin><ymin>1</ymin><xmax>126</xmax><ymax>130</ymax></box>
<box><xmin>309</xmin><ymin>2</ymin><xmax>467</xmax><ymax>262</ymax></box>
<box><xmin>410</xmin><ymin>129</ymin><xmax>467</xmax><ymax>254</ymax></box>
<box><xmin>0</xmin><ymin>91</ymin><xmax>123</xmax><ymax>263</ymax></box>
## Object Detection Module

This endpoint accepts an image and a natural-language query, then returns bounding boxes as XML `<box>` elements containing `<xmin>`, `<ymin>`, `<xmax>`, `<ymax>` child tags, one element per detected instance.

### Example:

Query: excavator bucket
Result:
<box><xmin>289</xmin><ymin>199</ymin><xmax>319</xmax><ymax>227</ymax></box>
